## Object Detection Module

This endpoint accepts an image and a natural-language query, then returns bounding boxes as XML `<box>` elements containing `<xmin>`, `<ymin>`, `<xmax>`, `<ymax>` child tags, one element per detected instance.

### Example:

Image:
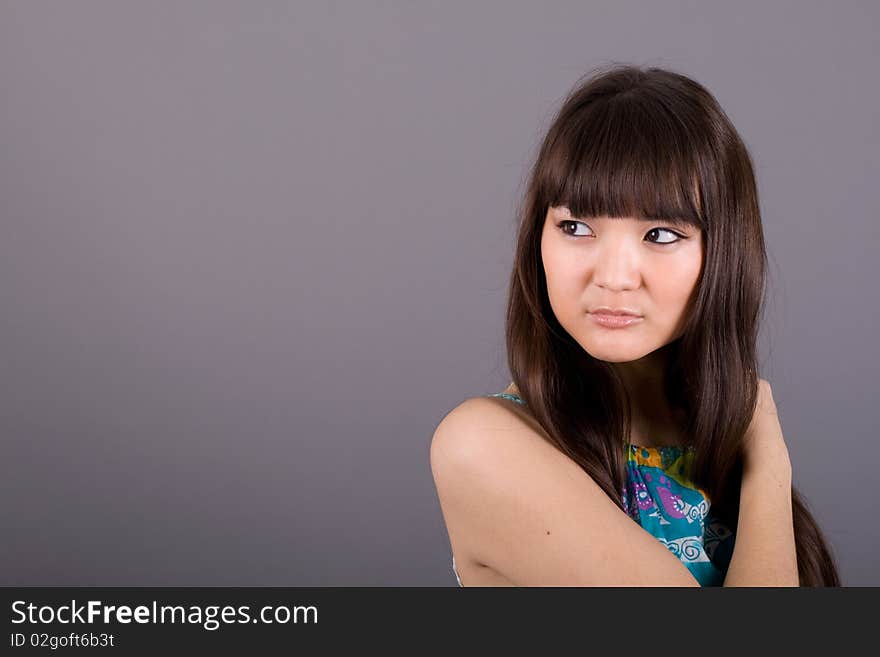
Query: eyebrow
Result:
<box><xmin>556</xmin><ymin>211</ymin><xmax>694</xmax><ymax>228</ymax></box>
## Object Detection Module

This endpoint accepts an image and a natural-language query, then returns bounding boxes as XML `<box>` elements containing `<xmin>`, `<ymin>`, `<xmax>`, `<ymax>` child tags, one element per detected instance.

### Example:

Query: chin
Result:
<box><xmin>591</xmin><ymin>352</ymin><xmax>647</xmax><ymax>364</ymax></box>
<box><xmin>579</xmin><ymin>340</ymin><xmax>653</xmax><ymax>363</ymax></box>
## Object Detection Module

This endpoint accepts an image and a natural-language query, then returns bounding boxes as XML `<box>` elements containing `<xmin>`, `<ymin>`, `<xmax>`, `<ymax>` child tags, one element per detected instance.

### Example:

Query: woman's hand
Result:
<box><xmin>742</xmin><ymin>378</ymin><xmax>792</xmax><ymax>479</ymax></box>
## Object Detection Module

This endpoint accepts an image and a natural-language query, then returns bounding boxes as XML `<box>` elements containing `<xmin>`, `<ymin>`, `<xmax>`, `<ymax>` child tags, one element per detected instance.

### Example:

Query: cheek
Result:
<box><xmin>542</xmin><ymin>249</ymin><xmax>582</xmax><ymax>306</ymax></box>
<box><xmin>656</xmin><ymin>259</ymin><xmax>702</xmax><ymax>313</ymax></box>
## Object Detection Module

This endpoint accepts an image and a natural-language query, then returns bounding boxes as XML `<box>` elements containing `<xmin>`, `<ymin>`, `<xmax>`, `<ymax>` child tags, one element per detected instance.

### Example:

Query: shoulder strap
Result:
<box><xmin>487</xmin><ymin>392</ymin><xmax>525</xmax><ymax>404</ymax></box>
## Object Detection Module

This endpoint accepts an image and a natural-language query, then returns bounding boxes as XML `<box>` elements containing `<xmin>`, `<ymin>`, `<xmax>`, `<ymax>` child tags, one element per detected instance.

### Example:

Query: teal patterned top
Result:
<box><xmin>451</xmin><ymin>392</ymin><xmax>736</xmax><ymax>586</ymax></box>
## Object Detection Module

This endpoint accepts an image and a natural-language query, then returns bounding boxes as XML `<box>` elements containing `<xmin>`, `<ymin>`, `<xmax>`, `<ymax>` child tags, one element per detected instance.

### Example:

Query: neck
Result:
<box><xmin>504</xmin><ymin>342</ymin><xmax>688</xmax><ymax>448</ymax></box>
<box><xmin>611</xmin><ymin>343</ymin><xmax>686</xmax><ymax>448</ymax></box>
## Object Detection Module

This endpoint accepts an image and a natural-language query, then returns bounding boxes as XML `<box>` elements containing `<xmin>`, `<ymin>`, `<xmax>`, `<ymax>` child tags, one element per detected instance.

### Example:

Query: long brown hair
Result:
<box><xmin>505</xmin><ymin>64</ymin><xmax>840</xmax><ymax>586</ymax></box>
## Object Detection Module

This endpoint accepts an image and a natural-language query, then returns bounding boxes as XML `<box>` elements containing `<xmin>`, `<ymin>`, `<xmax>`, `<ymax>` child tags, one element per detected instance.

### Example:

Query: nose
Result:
<box><xmin>592</xmin><ymin>237</ymin><xmax>641</xmax><ymax>292</ymax></box>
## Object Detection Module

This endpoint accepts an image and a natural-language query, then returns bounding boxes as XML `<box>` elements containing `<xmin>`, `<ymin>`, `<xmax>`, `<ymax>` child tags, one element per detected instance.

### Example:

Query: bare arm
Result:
<box><xmin>430</xmin><ymin>397</ymin><xmax>701</xmax><ymax>587</ymax></box>
<box><xmin>723</xmin><ymin>380</ymin><xmax>799</xmax><ymax>586</ymax></box>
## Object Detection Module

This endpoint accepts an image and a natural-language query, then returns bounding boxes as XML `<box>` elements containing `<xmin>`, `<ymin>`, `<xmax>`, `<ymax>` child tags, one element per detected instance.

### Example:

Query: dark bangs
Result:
<box><xmin>538</xmin><ymin>93</ymin><xmax>707</xmax><ymax>231</ymax></box>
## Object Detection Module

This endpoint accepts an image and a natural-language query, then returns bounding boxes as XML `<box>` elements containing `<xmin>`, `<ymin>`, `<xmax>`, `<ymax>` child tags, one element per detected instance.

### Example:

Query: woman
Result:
<box><xmin>430</xmin><ymin>64</ymin><xmax>840</xmax><ymax>586</ymax></box>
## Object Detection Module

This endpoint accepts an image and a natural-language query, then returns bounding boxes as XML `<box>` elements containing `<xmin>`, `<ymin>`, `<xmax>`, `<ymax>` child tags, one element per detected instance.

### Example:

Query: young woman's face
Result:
<box><xmin>541</xmin><ymin>205</ymin><xmax>703</xmax><ymax>363</ymax></box>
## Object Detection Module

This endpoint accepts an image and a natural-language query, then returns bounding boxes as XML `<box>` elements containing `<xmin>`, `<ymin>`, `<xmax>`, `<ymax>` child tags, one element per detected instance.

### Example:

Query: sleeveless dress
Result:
<box><xmin>450</xmin><ymin>392</ymin><xmax>736</xmax><ymax>587</ymax></box>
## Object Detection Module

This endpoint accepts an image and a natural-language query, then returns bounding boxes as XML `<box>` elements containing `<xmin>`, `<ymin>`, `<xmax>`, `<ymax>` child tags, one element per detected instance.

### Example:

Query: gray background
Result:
<box><xmin>1</xmin><ymin>1</ymin><xmax>876</xmax><ymax>586</ymax></box>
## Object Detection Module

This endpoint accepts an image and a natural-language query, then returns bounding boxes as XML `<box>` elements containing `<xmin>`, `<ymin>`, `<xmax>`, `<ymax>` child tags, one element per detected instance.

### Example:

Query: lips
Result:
<box><xmin>589</xmin><ymin>307</ymin><xmax>643</xmax><ymax>317</ymax></box>
<box><xmin>589</xmin><ymin>313</ymin><xmax>643</xmax><ymax>328</ymax></box>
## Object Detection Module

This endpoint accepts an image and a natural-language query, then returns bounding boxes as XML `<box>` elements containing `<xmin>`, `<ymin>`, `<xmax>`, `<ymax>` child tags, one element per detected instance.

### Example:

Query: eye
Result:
<box><xmin>556</xmin><ymin>220</ymin><xmax>591</xmax><ymax>237</ymax></box>
<box><xmin>556</xmin><ymin>221</ymin><xmax>685</xmax><ymax>245</ymax></box>
<box><xmin>645</xmin><ymin>227</ymin><xmax>685</xmax><ymax>245</ymax></box>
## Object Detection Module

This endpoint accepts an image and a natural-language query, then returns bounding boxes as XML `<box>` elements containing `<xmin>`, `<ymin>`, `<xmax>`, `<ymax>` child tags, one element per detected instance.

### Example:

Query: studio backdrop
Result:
<box><xmin>1</xmin><ymin>1</ymin><xmax>877</xmax><ymax>585</ymax></box>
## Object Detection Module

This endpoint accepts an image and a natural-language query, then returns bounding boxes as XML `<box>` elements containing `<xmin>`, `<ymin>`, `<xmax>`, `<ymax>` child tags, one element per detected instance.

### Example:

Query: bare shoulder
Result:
<box><xmin>429</xmin><ymin>394</ymin><xmax>598</xmax><ymax>531</ymax></box>
<box><xmin>430</xmin><ymin>395</ymin><xmax>558</xmax><ymax>471</ymax></box>
<box><xmin>429</xmin><ymin>394</ymin><xmax>568</xmax><ymax>585</ymax></box>
<box><xmin>429</xmin><ymin>394</ymin><xmax>700</xmax><ymax>586</ymax></box>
